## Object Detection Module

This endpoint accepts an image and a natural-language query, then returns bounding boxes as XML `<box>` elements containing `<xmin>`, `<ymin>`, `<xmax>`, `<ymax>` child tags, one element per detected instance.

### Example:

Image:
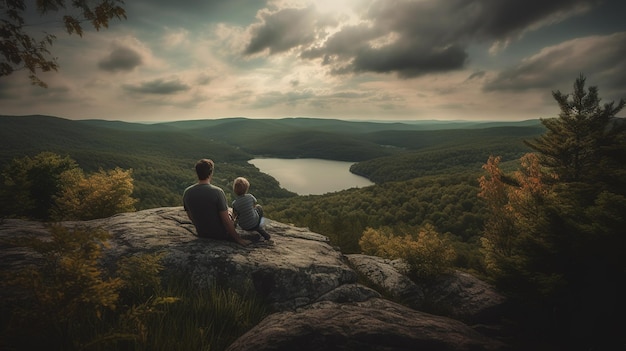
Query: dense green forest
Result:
<box><xmin>0</xmin><ymin>114</ymin><xmax>541</xmax><ymax>209</ymax></box>
<box><xmin>0</xmin><ymin>115</ymin><xmax>296</xmax><ymax>209</ymax></box>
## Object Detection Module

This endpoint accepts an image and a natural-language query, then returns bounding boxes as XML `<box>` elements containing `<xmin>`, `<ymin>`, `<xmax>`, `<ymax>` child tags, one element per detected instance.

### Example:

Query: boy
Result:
<box><xmin>232</xmin><ymin>177</ymin><xmax>271</xmax><ymax>241</ymax></box>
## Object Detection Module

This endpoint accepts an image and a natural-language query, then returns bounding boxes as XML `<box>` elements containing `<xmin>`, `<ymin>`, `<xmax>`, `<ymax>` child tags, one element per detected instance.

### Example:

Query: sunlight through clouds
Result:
<box><xmin>1</xmin><ymin>0</ymin><xmax>625</xmax><ymax>122</ymax></box>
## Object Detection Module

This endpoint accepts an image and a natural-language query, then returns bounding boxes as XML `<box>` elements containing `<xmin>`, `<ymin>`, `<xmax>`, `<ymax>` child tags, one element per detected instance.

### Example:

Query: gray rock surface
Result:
<box><xmin>347</xmin><ymin>254</ymin><xmax>507</xmax><ymax>323</ymax></box>
<box><xmin>425</xmin><ymin>270</ymin><xmax>508</xmax><ymax>323</ymax></box>
<box><xmin>346</xmin><ymin>254</ymin><xmax>426</xmax><ymax>308</ymax></box>
<box><xmin>0</xmin><ymin>207</ymin><xmax>364</xmax><ymax>310</ymax></box>
<box><xmin>226</xmin><ymin>299</ymin><xmax>504</xmax><ymax>351</ymax></box>
<box><xmin>0</xmin><ymin>207</ymin><xmax>507</xmax><ymax>350</ymax></box>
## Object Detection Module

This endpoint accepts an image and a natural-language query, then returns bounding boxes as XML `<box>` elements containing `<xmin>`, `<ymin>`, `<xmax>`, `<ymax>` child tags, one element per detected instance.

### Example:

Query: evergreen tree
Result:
<box><xmin>1</xmin><ymin>152</ymin><xmax>137</xmax><ymax>221</ymax></box>
<box><xmin>480</xmin><ymin>75</ymin><xmax>626</xmax><ymax>349</ymax></box>
<box><xmin>525</xmin><ymin>74</ymin><xmax>625</xmax><ymax>189</ymax></box>
<box><xmin>0</xmin><ymin>152</ymin><xmax>79</xmax><ymax>220</ymax></box>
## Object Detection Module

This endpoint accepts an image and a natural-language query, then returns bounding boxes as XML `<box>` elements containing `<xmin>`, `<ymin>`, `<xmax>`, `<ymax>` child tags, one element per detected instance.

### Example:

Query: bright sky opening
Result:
<box><xmin>1</xmin><ymin>0</ymin><xmax>625</xmax><ymax>122</ymax></box>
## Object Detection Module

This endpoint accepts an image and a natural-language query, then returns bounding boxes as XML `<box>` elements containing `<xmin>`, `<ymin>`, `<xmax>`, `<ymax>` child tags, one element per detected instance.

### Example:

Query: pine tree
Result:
<box><xmin>525</xmin><ymin>74</ymin><xmax>625</xmax><ymax>189</ymax></box>
<box><xmin>480</xmin><ymin>75</ymin><xmax>626</xmax><ymax>349</ymax></box>
<box><xmin>0</xmin><ymin>152</ymin><xmax>79</xmax><ymax>220</ymax></box>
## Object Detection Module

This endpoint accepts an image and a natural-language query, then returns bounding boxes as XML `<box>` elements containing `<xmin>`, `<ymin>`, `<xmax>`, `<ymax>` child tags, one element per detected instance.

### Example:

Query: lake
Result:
<box><xmin>249</xmin><ymin>158</ymin><xmax>374</xmax><ymax>195</ymax></box>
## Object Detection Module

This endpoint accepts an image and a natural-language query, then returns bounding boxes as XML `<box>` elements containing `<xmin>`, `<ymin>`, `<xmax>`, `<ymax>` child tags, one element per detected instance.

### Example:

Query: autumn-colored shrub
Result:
<box><xmin>0</xmin><ymin>226</ymin><xmax>268</xmax><ymax>351</ymax></box>
<box><xmin>53</xmin><ymin>167</ymin><xmax>137</xmax><ymax>220</ymax></box>
<box><xmin>0</xmin><ymin>152</ymin><xmax>137</xmax><ymax>221</ymax></box>
<box><xmin>359</xmin><ymin>223</ymin><xmax>456</xmax><ymax>280</ymax></box>
<box><xmin>0</xmin><ymin>225</ymin><xmax>123</xmax><ymax>349</ymax></box>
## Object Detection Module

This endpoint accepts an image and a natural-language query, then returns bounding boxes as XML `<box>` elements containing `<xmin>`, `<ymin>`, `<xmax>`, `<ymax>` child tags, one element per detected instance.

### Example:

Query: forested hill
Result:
<box><xmin>0</xmin><ymin>114</ymin><xmax>543</xmax><ymax>211</ymax></box>
<box><xmin>80</xmin><ymin>116</ymin><xmax>543</xmax><ymax>162</ymax></box>
<box><xmin>0</xmin><ymin>115</ymin><xmax>251</xmax><ymax>164</ymax></box>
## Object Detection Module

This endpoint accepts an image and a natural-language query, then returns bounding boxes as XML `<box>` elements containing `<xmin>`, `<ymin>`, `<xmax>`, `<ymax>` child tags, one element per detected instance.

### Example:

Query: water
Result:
<box><xmin>249</xmin><ymin>158</ymin><xmax>374</xmax><ymax>195</ymax></box>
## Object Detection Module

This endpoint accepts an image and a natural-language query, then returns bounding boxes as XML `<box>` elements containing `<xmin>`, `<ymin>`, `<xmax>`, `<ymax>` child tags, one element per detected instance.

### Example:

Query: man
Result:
<box><xmin>183</xmin><ymin>159</ymin><xmax>250</xmax><ymax>246</ymax></box>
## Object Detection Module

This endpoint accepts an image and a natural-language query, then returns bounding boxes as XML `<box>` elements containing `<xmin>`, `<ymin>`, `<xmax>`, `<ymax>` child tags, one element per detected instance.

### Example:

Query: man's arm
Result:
<box><xmin>220</xmin><ymin>210</ymin><xmax>250</xmax><ymax>246</ymax></box>
<box><xmin>185</xmin><ymin>210</ymin><xmax>194</xmax><ymax>223</ymax></box>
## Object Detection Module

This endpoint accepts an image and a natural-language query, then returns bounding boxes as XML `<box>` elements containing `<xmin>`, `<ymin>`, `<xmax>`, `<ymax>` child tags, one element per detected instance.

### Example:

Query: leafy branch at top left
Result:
<box><xmin>0</xmin><ymin>0</ymin><xmax>126</xmax><ymax>87</ymax></box>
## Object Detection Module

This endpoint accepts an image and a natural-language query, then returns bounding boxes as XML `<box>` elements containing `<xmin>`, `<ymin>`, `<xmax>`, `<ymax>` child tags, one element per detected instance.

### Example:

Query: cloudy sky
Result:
<box><xmin>2</xmin><ymin>0</ymin><xmax>625</xmax><ymax>122</ymax></box>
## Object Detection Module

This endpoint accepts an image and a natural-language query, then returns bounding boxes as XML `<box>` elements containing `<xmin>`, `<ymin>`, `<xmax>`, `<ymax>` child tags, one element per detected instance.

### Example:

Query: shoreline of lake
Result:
<box><xmin>249</xmin><ymin>158</ymin><xmax>374</xmax><ymax>195</ymax></box>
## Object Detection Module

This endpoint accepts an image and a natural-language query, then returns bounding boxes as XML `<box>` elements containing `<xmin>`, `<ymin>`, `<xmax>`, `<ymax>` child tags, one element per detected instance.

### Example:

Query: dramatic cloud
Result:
<box><xmin>2</xmin><ymin>0</ymin><xmax>625</xmax><ymax>121</ymax></box>
<box><xmin>123</xmin><ymin>78</ymin><xmax>190</xmax><ymax>95</ymax></box>
<box><xmin>98</xmin><ymin>45</ymin><xmax>143</xmax><ymax>72</ymax></box>
<box><xmin>296</xmin><ymin>0</ymin><xmax>601</xmax><ymax>77</ymax></box>
<box><xmin>484</xmin><ymin>32</ymin><xmax>626</xmax><ymax>95</ymax></box>
<box><xmin>244</xmin><ymin>6</ymin><xmax>324</xmax><ymax>55</ymax></box>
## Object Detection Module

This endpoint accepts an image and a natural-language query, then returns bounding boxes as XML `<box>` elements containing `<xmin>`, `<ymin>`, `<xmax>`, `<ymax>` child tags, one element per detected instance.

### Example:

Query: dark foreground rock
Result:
<box><xmin>347</xmin><ymin>254</ymin><xmax>506</xmax><ymax>323</ymax></box>
<box><xmin>0</xmin><ymin>207</ymin><xmax>507</xmax><ymax>350</ymax></box>
<box><xmin>227</xmin><ymin>299</ymin><xmax>504</xmax><ymax>351</ymax></box>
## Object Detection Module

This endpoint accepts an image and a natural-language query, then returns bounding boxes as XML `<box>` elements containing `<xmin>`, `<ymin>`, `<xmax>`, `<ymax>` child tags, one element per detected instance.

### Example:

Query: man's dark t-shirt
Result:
<box><xmin>183</xmin><ymin>183</ymin><xmax>230</xmax><ymax>240</ymax></box>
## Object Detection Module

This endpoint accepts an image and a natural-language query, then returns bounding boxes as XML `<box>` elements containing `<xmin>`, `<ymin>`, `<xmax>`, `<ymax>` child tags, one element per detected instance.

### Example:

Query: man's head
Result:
<box><xmin>195</xmin><ymin>159</ymin><xmax>214</xmax><ymax>180</ymax></box>
<box><xmin>233</xmin><ymin>177</ymin><xmax>250</xmax><ymax>196</ymax></box>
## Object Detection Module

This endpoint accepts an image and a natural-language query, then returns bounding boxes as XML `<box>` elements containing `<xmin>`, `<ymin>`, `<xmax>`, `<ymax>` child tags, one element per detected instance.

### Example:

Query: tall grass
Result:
<box><xmin>123</xmin><ymin>277</ymin><xmax>269</xmax><ymax>351</ymax></box>
<box><xmin>1</xmin><ymin>271</ymin><xmax>269</xmax><ymax>351</ymax></box>
<box><xmin>0</xmin><ymin>226</ymin><xmax>270</xmax><ymax>351</ymax></box>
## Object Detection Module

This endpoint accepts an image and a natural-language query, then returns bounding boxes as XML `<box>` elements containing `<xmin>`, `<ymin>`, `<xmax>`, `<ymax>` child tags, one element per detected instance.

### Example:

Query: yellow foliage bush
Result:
<box><xmin>0</xmin><ymin>225</ymin><xmax>172</xmax><ymax>350</ymax></box>
<box><xmin>0</xmin><ymin>210</ymin><xmax>267</xmax><ymax>351</ymax></box>
<box><xmin>2</xmin><ymin>225</ymin><xmax>122</xmax><ymax>330</ymax></box>
<box><xmin>53</xmin><ymin>167</ymin><xmax>137</xmax><ymax>220</ymax></box>
<box><xmin>359</xmin><ymin>224</ymin><xmax>456</xmax><ymax>280</ymax></box>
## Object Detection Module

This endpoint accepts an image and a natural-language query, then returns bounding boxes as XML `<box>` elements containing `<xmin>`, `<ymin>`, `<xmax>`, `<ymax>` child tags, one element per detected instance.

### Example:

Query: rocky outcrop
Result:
<box><xmin>0</xmin><ymin>207</ymin><xmax>507</xmax><ymax>350</ymax></box>
<box><xmin>346</xmin><ymin>254</ymin><xmax>426</xmax><ymax>309</ymax></box>
<box><xmin>347</xmin><ymin>254</ymin><xmax>507</xmax><ymax>323</ymax></box>
<box><xmin>227</xmin><ymin>299</ymin><xmax>503</xmax><ymax>351</ymax></box>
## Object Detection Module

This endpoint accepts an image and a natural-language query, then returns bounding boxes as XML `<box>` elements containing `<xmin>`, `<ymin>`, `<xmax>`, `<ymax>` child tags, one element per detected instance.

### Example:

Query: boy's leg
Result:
<box><xmin>256</xmin><ymin>226</ymin><xmax>271</xmax><ymax>240</ymax></box>
<box><xmin>255</xmin><ymin>205</ymin><xmax>264</xmax><ymax>218</ymax></box>
<box><xmin>253</xmin><ymin>205</ymin><xmax>270</xmax><ymax>240</ymax></box>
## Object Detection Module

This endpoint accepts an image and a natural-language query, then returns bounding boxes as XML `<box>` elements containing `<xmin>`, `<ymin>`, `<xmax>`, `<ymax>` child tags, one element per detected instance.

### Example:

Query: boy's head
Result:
<box><xmin>233</xmin><ymin>177</ymin><xmax>250</xmax><ymax>196</ymax></box>
<box><xmin>195</xmin><ymin>159</ymin><xmax>214</xmax><ymax>180</ymax></box>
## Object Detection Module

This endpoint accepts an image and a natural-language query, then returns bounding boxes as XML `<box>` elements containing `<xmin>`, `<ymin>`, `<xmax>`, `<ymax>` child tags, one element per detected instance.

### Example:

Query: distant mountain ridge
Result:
<box><xmin>1</xmin><ymin>114</ymin><xmax>544</xmax><ymax>164</ymax></box>
<box><xmin>0</xmin><ymin>115</ymin><xmax>250</xmax><ymax>165</ymax></box>
<box><xmin>81</xmin><ymin>115</ymin><xmax>542</xmax><ymax>132</ymax></box>
<box><xmin>1</xmin><ymin>114</ymin><xmax>542</xmax><ymax>135</ymax></box>
<box><xmin>0</xmin><ymin>114</ymin><xmax>545</xmax><ymax>209</ymax></box>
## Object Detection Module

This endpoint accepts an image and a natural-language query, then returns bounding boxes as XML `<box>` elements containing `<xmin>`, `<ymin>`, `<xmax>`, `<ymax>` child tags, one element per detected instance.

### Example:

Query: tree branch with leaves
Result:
<box><xmin>0</xmin><ymin>0</ymin><xmax>126</xmax><ymax>87</ymax></box>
